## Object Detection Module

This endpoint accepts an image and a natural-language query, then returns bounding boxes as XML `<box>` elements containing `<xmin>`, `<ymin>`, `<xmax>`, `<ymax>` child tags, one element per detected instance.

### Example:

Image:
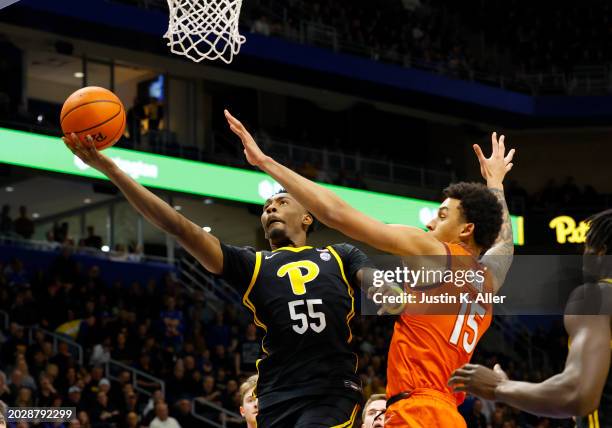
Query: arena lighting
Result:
<box><xmin>0</xmin><ymin>126</ymin><xmax>524</xmax><ymax>244</ymax></box>
<box><xmin>74</xmin><ymin>72</ymin><xmax>84</xmax><ymax>78</ymax></box>
<box><xmin>101</xmin><ymin>245</ymin><xmax>110</xmax><ymax>252</ymax></box>
<box><xmin>203</xmin><ymin>226</ymin><xmax>212</xmax><ymax>232</ymax></box>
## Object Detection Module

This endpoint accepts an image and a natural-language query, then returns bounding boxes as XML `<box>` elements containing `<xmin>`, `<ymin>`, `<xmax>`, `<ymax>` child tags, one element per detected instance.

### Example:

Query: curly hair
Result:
<box><xmin>442</xmin><ymin>182</ymin><xmax>503</xmax><ymax>251</ymax></box>
<box><xmin>586</xmin><ymin>208</ymin><xmax>612</xmax><ymax>255</ymax></box>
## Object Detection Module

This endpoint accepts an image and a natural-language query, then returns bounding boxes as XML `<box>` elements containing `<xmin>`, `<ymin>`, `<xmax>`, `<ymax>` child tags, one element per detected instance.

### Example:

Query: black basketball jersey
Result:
<box><xmin>220</xmin><ymin>243</ymin><xmax>371</xmax><ymax>409</ymax></box>
<box><xmin>569</xmin><ymin>279</ymin><xmax>612</xmax><ymax>428</ymax></box>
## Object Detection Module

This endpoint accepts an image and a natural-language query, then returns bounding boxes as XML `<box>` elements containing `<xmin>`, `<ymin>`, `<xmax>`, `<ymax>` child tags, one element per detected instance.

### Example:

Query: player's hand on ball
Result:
<box><xmin>63</xmin><ymin>133</ymin><xmax>113</xmax><ymax>172</ymax></box>
<box><xmin>448</xmin><ymin>363</ymin><xmax>509</xmax><ymax>400</ymax></box>
<box><xmin>473</xmin><ymin>132</ymin><xmax>515</xmax><ymax>187</ymax></box>
<box><xmin>224</xmin><ymin>109</ymin><xmax>268</xmax><ymax>167</ymax></box>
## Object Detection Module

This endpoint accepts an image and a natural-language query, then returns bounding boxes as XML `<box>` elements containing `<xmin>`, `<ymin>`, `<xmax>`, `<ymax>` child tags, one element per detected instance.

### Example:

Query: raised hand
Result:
<box><xmin>224</xmin><ymin>109</ymin><xmax>268</xmax><ymax>167</ymax></box>
<box><xmin>63</xmin><ymin>133</ymin><xmax>114</xmax><ymax>173</ymax></box>
<box><xmin>473</xmin><ymin>132</ymin><xmax>515</xmax><ymax>187</ymax></box>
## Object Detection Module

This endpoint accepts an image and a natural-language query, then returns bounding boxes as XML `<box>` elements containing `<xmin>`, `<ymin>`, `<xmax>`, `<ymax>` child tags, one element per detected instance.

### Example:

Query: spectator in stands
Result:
<box><xmin>0</xmin><ymin>371</ymin><xmax>10</xmax><ymax>403</ymax></box>
<box><xmin>14</xmin><ymin>386</ymin><xmax>33</xmax><ymax>407</ymax></box>
<box><xmin>234</xmin><ymin>323</ymin><xmax>260</xmax><ymax>376</ymax></box>
<box><xmin>13</xmin><ymin>206</ymin><xmax>34</xmax><ymax>240</ymax></box>
<box><xmin>124</xmin><ymin>411</ymin><xmax>139</xmax><ymax>428</ymax></box>
<box><xmin>465</xmin><ymin>398</ymin><xmax>488</xmax><ymax>428</ymax></box>
<box><xmin>238</xmin><ymin>375</ymin><xmax>257</xmax><ymax>428</ymax></box>
<box><xmin>83</xmin><ymin>226</ymin><xmax>103</xmax><ymax>250</ymax></box>
<box><xmin>66</xmin><ymin>386</ymin><xmax>82</xmax><ymax>408</ymax></box>
<box><xmin>36</xmin><ymin>374</ymin><xmax>58</xmax><ymax>407</ymax></box>
<box><xmin>251</xmin><ymin>15</ymin><xmax>271</xmax><ymax>36</ymax></box>
<box><xmin>150</xmin><ymin>402</ymin><xmax>181</xmax><ymax>428</ymax></box>
<box><xmin>172</xmin><ymin>398</ymin><xmax>198</xmax><ymax>428</ymax></box>
<box><xmin>90</xmin><ymin>391</ymin><xmax>120</xmax><ymax>428</ymax></box>
<box><xmin>126</xmin><ymin>97</ymin><xmax>145</xmax><ymax>146</ymax></box>
<box><xmin>0</xmin><ymin>205</ymin><xmax>12</xmax><ymax>235</ymax></box>
<box><xmin>160</xmin><ymin>296</ymin><xmax>185</xmax><ymax>353</ymax></box>
<box><xmin>361</xmin><ymin>393</ymin><xmax>386</xmax><ymax>428</ymax></box>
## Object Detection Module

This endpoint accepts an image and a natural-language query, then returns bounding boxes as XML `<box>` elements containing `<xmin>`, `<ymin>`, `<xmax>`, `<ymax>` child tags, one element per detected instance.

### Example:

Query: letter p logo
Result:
<box><xmin>277</xmin><ymin>261</ymin><xmax>320</xmax><ymax>295</ymax></box>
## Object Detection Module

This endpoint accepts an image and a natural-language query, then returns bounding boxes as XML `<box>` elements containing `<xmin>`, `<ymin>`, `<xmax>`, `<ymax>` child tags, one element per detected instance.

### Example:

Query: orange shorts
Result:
<box><xmin>385</xmin><ymin>390</ymin><xmax>467</xmax><ymax>428</ymax></box>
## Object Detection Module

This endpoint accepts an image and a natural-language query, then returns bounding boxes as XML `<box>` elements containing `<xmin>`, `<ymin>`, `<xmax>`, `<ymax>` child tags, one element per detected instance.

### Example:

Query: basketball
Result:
<box><xmin>60</xmin><ymin>86</ymin><xmax>126</xmax><ymax>150</ymax></box>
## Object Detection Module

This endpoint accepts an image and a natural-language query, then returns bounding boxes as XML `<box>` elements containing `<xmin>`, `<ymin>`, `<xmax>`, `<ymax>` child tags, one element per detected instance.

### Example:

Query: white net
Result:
<box><xmin>164</xmin><ymin>0</ymin><xmax>246</xmax><ymax>64</ymax></box>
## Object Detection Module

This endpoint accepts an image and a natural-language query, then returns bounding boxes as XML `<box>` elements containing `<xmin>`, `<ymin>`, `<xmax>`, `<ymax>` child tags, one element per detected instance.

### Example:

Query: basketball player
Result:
<box><xmin>64</xmin><ymin>133</ymin><xmax>372</xmax><ymax>427</ymax></box>
<box><xmin>449</xmin><ymin>208</ymin><xmax>612</xmax><ymax>427</ymax></box>
<box><xmin>361</xmin><ymin>394</ymin><xmax>386</xmax><ymax>428</ymax></box>
<box><xmin>225</xmin><ymin>109</ymin><xmax>515</xmax><ymax>427</ymax></box>
<box><xmin>239</xmin><ymin>375</ymin><xmax>258</xmax><ymax>428</ymax></box>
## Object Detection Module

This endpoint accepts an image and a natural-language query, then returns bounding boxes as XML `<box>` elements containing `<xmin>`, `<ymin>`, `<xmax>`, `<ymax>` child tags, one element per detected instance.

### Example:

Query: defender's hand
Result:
<box><xmin>473</xmin><ymin>132</ymin><xmax>515</xmax><ymax>187</ymax></box>
<box><xmin>448</xmin><ymin>363</ymin><xmax>509</xmax><ymax>401</ymax></box>
<box><xmin>63</xmin><ymin>133</ymin><xmax>114</xmax><ymax>173</ymax></box>
<box><xmin>224</xmin><ymin>109</ymin><xmax>268</xmax><ymax>167</ymax></box>
<box><xmin>368</xmin><ymin>283</ymin><xmax>406</xmax><ymax>315</ymax></box>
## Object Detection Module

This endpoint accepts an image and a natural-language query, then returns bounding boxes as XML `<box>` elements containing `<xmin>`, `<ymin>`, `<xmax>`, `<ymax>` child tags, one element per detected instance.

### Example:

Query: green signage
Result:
<box><xmin>0</xmin><ymin>127</ymin><xmax>523</xmax><ymax>244</ymax></box>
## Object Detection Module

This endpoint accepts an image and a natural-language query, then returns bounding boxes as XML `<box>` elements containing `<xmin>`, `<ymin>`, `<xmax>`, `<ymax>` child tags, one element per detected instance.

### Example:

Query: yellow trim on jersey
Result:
<box><xmin>242</xmin><ymin>252</ymin><xmax>269</xmax><ymax>355</ymax></box>
<box><xmin>330</xmin><ymin>404</ymin><xmax>359</xmax><ymax>428</ymax></box>
<box><xmin>327</xmin><ymin>245</ymin><xmax>355</xmax><ymax>344</ymax></box>
<box><xmin>595</xmin><ymin>410</ymin><xmax>600</xmax><ymax>428</ymax></box>
<box><xmin>272</xmin><ymin>245</ymin><xmax>313</xmax><ymax>253</ymax></box>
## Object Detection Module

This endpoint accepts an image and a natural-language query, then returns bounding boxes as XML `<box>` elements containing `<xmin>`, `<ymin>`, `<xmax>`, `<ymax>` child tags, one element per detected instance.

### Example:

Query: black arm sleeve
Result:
<box><xmin>331</xmin><ymin>243</ymin><xmax>374</xmax><ymax>287</ymax></box>
<box><xmin>219</xmin><ymin>243</ymin><xmax>257</xmax><ymax>295</ymax></box>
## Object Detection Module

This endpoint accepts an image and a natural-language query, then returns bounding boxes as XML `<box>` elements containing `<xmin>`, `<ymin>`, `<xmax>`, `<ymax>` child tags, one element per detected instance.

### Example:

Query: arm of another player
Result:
<box><xmin>224</xmin><ymin>110</ymin><xmax>444</xmax><ymax>256</ymax></box>
<box><xmin>448</xmin><ymin>314</ymin><xmax>611</xmax><ymax>418</ymax></box>
<box><xmin>475</xmin><ymin>133</ymin><xmax>516</xmax><ymax>293</ymax></box>
<box><xmin>64</xmin><ymin>134</ymin><xmax>224</xmax><ymax>274</ymax></box>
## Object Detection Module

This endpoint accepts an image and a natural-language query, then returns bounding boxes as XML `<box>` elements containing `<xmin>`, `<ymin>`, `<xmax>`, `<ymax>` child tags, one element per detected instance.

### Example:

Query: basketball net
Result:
<box><xmin>164</xmin><ymin>0</ymin><xmax>246</xmax><ymax>64</ymax></box>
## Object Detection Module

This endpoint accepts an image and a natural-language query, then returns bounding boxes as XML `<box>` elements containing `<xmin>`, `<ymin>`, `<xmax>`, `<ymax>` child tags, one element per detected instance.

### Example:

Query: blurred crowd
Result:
<box><xmin>245</xmin><ymin>0</ymin><xmax>612</xmax><ymax>92</ymax></box>
<box><xmin>0</xmin><ymin>245</ymin><xmax>575</xmax><ymax>427</ymax></box>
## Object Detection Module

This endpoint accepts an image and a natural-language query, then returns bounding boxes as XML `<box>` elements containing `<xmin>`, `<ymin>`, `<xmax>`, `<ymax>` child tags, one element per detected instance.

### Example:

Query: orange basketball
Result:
<box><xmin>60</xmin><ymin>86</ymin><xmax>126</xmax><ymax>150</ymax></box>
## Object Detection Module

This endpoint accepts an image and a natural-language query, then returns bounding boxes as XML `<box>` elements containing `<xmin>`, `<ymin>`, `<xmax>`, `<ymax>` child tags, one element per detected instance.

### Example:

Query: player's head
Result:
<box><xmin>585</xmin><ymin>208</ymin><xmax>612</xmax><ymax>255</ymax></box>
<box><xmin>361</xmin><ymin>394</ymin><xmax>386</xmax><ymax>428</ymax></box>
<box><xmin>583</xmin><ymin>208</ymin><xmax>612</xmax><ymax>281</ymax></box>
<box><xmin>261</xmin><ymin>189</ymin><xmax>314</xmax><ymax>248</ymax></box>
<box><xmin>427</xmin><ymin>182</ymin><xmax>503</xmax><ymax>253</ymax></box>
<box><xmin>240</xmin><ymin>375</ymin><xmax>258</xmax><ymax>428</ymax></box>
<box><xmin>239</xmin><ymin>375</ymin><xmax>258</xmax><ymax>428</ymax></box>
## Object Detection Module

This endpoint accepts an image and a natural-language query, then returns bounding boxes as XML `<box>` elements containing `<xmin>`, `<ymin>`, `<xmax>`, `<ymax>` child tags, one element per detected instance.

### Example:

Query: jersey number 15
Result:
<box><xmin>449</xmin><ymin>301</ymin><xmax>486</xmax><ymax>354</ymax></box>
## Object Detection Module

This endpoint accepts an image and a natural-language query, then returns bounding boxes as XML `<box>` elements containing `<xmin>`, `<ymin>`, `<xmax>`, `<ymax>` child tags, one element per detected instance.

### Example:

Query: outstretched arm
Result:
<box><xmin>448</xmin><ymin>314</ymin><xmax>611</xmax><ymax>418</ymax></box>
<box><xmin>474</xmin><ymin>133</ymin><xmax>516</xmax><ymax>293</ymax></box>
<box><xmin>224</xmin><ymin>110</ymin><xmax>444</xmax><ymax>256</ymax></box>
<box><xmin>64</xmin><ymin>134</ymin><xmax>224</xmax><ymax>274</ymax></box>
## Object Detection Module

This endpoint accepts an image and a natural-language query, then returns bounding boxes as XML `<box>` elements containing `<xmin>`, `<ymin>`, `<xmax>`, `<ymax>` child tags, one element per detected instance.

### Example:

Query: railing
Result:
<box><xmin>212</xmin><ymin>132</ymin><xmax>455</xmax><ymax>189</ymax></box>
<box><xmin>0</xmin><ymin>235</ymin><xmax>169</xmax><ymax>265</ymax></box>
<box><xmin>178</xmin><ymin>256</ymin><xmax>242</xmax><ymax>305</ymax></box>
<box><xmin>192</xmin><ymin>397</ymin><xmax>243</xmax><ymax>428</ymax></box>
<box><xmin>27</xmin><ymin>326</ymin><xmax>84</xmax><ymax>366</ymax></box>
<box><xmin>5</xmin><ymin>311</ymin><xmax>165</xmax><ymax>400</ymax></box>
<box><xmin>105</xmin><ymin>359</ymin><xmax>165</xmax><ymax>398</ymax></box>
<box><xmin>0</xmin><ymin>310</ymin><xmax>8</xmax><ymax>330</ymax></box>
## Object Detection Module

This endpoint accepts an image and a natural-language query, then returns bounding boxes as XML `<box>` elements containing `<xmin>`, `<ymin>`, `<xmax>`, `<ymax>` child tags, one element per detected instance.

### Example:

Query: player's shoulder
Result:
<box><xmin>327</xmin><ymin>242</ymin><xmax>359</xmax><ymax>256</ymax></box>
<box><xmin>565</xmin><ymin>281</ymin><xmax>612</xmax><ymax>316</ymax></box>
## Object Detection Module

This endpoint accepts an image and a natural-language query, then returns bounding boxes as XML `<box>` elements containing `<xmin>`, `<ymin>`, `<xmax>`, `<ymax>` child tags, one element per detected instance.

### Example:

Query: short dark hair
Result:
<box><xmin>586</xmin><ymin>208</ymin><xmax>612</xmax><ymax>255</ymax></box>
<box><xmin>442</xmin><ymin>182</ymin><xmax>503</xmax><ymax>251</ymax></box>
<box><xmin>273</xmin><ymin>189</ymin><xmax>317</xmax><ymax>235</ymax></box>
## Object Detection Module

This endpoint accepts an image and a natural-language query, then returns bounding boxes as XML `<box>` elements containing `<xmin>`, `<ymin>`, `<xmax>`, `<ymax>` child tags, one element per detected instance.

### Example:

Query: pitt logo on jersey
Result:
<box><xmin>277</xmin><ymin>261</ymin><xmax>320</xmax><ymax>296</ymax></box>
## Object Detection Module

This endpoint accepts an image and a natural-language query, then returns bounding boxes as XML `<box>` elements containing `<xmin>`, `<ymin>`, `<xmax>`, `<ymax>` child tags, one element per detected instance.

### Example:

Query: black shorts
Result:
<box><xmin>256</xmin><ymin>394</ymin><xmax>361</xmax><ymax>428</ymax></box>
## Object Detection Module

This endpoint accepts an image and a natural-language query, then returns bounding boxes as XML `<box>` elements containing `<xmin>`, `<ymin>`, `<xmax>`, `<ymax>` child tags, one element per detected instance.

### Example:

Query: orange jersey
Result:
<box><xmin>386</xmin><ymin>243</ymin><xmax>493</xmax><ymax>406</ymax></box>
